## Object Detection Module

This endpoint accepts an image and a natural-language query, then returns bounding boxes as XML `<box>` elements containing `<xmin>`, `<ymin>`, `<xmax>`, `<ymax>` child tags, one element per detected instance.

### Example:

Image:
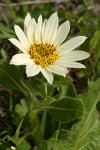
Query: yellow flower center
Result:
<box><xmin>29</xmin><ymin>44</ymin><xmax>58</xmax><ymax>67</ymax></box>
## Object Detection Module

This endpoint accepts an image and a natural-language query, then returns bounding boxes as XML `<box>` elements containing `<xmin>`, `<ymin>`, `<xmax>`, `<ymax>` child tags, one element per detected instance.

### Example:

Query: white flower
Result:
<box><xmin>9</xmin><ymin>12</ymin><xmax>90</xmax><ymax>84</ymax></box>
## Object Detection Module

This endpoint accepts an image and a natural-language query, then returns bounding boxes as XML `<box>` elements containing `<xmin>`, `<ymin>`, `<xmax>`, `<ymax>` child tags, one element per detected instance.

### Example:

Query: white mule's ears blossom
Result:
<box><xmin>9</xmin><ymin>12</ymin><xmax>90</xmax><ymax>84</ymax></box>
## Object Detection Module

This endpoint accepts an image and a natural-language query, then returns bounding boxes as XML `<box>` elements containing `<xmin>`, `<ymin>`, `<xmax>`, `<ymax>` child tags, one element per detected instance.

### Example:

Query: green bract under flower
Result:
<box><xmin>9</xmin><ymin>12</ymin><xmax>90</xmax><ymax>84</ymax></box>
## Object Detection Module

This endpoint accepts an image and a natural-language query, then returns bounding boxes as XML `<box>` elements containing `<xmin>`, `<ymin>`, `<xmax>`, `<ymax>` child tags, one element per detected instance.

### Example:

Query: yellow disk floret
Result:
<box><xmin>29</xmin><ymin>44</ymin><xmax>58</xmax><ymax>67</ymax></box>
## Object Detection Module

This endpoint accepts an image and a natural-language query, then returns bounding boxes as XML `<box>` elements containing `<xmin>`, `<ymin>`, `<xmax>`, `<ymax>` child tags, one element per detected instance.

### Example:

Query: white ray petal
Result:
<box><xmin>42</xmin><ymin>12</ymin><xmax>59</xmax><ymax>44</ymax></box>
<box><xmin>58</xmin><ymin>61</ymin><xmax>86</xmax><ymax>68</ymax></box>
<box><xmin>35</xmin><ymin>15</ymin><xmax>42</xmax><ymax>43</ymax></box>
<box><xmin>9</xmin><ymin>38</ymin><xmax>27</xmax><ymax>53</ymax></box>
<box><xmin>46</xmin><ymin>65</ymin><xmax>67</xmax><ymax>76</ymax></box>
<box><xmin>57</xmin><ymin>36</ymin><xmax>87</xmax><ymax>54</ymax></box>
<box><xmin>60</xmin><ymin>50</ymin><xmax>90</xmax><ymax>61</ymax></box>
<box><xmin>14</xmin><ymin>25</ymin><xmax>30</xmax><ymax>49</ymax></box>
<box><xmin>42</xmin><ymin>19</ymin><xmax>47</xmax><ymax>41</ymax></box>
<box><xmin>27</xmin><ymin>18</ymin><xmax>36</xmax><ymax>44</ymax></box>
<box><xmin>40</xmin><ymin>67</ymin><xmax>53</xmax><ymax>84</ymax></box>
<box><xmin>26</xmin><ymin>64</ymin><xmax>40</xmax><ymax>77</ymax></box>
<box><xmin>54</xmin><ymin>20</ymin><xmax>70</xmax><ymax>46</ymax></box>
<box><xmin>24</xmin><ymin>13</ymin><xmax>31</xmax><ymax>34</ymax></box>
<box><xmin>10</xmin><ymin>53</ymin><xmax>33</xmax><ymax>66</ymax></box>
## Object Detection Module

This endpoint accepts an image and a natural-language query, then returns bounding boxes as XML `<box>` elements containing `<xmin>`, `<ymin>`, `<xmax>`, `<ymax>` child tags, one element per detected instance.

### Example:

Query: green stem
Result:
<box><xmin>58</xmin><ymin>86</ymin><xmax>67</xmax><ymax>100</ymax></box>
<box><xmin>9</xmin><ymin>94</ymin><xmax>13</xmax><ymax>113</ymax></box>
<box><xmin>58</xmin><ymin>83</ymin><xmax>77</xmax><ymax>99</ymax></box>
<box><xmin>40</xmin><ymin>83</ymin><xmax>47</xmax><ymax>138</ymax></box>
<box><xmin>28</xmin><ymin>96</ymin><xmax>42</xmax><ymax>145</ymax></box>
<box><xmin>41</xmin><ymin>110</ymin><xmax>47</xmax><ymax>137</ymax></box>
<box><xmin>41</xmin><ymin>83</ymin><xmax>47</xmax><ymax>137</ymax></box>
<box><xmin>54</xmin><ymin>122</ymin><xmax>61</xmax><ymax>145</ymax></box>
<box><xmin>69</xmin><ymin>83</ymin><xmax>77</xmax><ymax>98</ymax></box>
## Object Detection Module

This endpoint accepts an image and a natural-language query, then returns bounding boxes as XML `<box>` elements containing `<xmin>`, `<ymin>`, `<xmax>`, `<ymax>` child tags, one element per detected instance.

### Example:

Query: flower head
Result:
<box><xmin>9</xmin><ymin>12</ymin><xmax>90</xmax><ymax>84</ymax></box>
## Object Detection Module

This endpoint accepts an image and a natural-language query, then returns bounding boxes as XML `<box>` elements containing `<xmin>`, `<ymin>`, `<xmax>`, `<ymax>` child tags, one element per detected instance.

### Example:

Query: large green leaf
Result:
<box><xmin>49</xmin><ymin>98</ymin><xmax>83</xmax><ymax>122</ymax></box>
<box><xmin>33</xmin><ymin>97</ymin><xmax>83</xmax><ymax>123</ymax></box>
<box><xmin>49</xmin><ymin>78</ymin><xmax>100</xmax><ymax>150</ymax></box>
<box><xmin>0</xmin><ymin>61</ymin><xmax>25</xmax><ymax>93</ymax></box>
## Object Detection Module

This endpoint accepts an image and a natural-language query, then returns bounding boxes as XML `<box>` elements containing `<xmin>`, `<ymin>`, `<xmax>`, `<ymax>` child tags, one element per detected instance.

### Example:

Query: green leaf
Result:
<box><xmin>0</xmin><ymin>33</ymin><xmax>15</xmax><ymax>39</ymax></box>
<box><xmin>16</xmin><ymin>140</ymin><xmax>31</xmax><ymax>150</ymax></box>
<box><xmin>0</xmin><ymin>141</ymin><xmax>10</xmax><ymax>150</ymax></box>
<box><xmin>33</xmin><ymin>97</ymin><xmax>83</xmax><ymax>123</ymax></box>
<box><xmin>0</xmin><ymin>61</ymin><xmax>22</xmax><ymax>90</ymax></box>
<box><xmin>8</xmin><ymin>136</ymin><xmax>31</xmax><ymax>150</ymax></box>
<box><xmin>47</xmin><ymin>129</ymin><xmax>68</xmax><ymax>150</ymax></box>
<box><xmin>49</xmin><ymin>97</ymin><xmax>83</xmax><ymax>122</ymax></box>
<box><xmin>89</xmin><ymin>30</ymin><xmax>100</xmax><ymax>54</ymax></box>
<box><xmin>48</xmin><ymin>139</ymin><xmax>67</xmax><ymax>150</ymax></box>
<box><xmin>29</xmin><ymin>78</ymin><xmax>46</xmax><ymax>97</ymax></box>
<box><xmin>50</xmin><ymin>78</ymin><xmax>100</xmax><ymax>149</ymax></box>
<box><xmin>38</xmin><ymin>142</ymin><xmax>47</xmax><ymax>150</ymax></box>
<box><xmin>33</xmin><ymin>96</ymin><xmax>56</xmax><ymax>111</ymax></box>
<box><xmin>53</xmin><ymin>75</ymin><xmax>73</xmax><ymax>87</ymax></box>
<box><xmin>0</xmin><ymin>49</ymin><xmax>8</xmax><ymax>61</ymax></box>
<box><xmin>15</xmin><ymin>99</ymin><xmax>28</xmax><ymax>118</ymax></box>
